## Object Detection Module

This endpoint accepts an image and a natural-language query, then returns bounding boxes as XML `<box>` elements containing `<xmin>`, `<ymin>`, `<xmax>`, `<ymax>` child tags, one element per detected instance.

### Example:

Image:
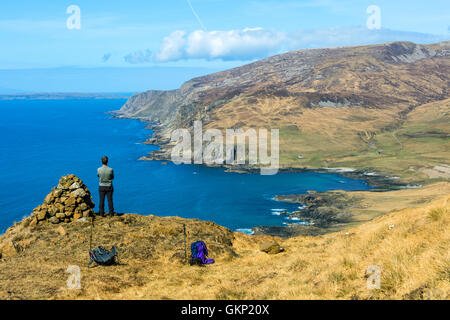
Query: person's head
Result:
<box><xmin>101</xmin><ymin>156</ymin><xmax>108</xmax><ymax>166</ymax></box>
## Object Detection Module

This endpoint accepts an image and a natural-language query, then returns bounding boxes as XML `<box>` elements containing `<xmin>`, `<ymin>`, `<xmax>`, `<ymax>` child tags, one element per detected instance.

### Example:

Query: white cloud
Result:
<box><xmin>155</xmin><ymin>28</ymin><xmax>287</xmax><ymax>62</ymax></box>
<box><xmin>154</xmin><ymin>30</ymin><xmax>187</xmax><ymax>62</ymax></box>
<box><xmin>154</xmin><ymin>26</ymin><xmax>448</xmax><ymax>62</ymax></box>
<box><xmin>124</xmin><ymin>49</ymin><xmax>152</xmax><ymax>64</ymax></box>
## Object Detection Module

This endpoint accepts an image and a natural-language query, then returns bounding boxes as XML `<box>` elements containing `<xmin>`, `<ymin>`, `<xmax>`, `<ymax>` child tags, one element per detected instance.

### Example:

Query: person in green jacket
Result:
<box><xmin>97</xmin><ymin>156</ymin><xmax>115</xmax><ymax>217</ymax></box>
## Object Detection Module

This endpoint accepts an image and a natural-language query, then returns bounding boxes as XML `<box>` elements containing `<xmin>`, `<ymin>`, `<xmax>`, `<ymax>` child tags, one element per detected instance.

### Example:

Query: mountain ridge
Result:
<box><xmin>113</xmin><ymin>41</ymin><xmax>450</xmax><ymax>183</ymax></box>
<box><xmin>114</xmin><ymin>41</ymin><xmax>449</xmax><ymax>124</ymax></box>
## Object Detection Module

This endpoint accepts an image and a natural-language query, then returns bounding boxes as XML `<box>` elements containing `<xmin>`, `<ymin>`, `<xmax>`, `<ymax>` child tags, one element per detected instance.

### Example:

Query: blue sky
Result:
<box><xmin>0</xmin><ymin>0</ymin><xmax>449</xmax><ymax>92</ymax></box>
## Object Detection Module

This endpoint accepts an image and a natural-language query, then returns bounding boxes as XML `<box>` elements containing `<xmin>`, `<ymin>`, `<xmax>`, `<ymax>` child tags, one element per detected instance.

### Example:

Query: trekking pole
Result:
<box><xmin>175</xmin><ymin>221</ymin><xmax>188</xmax><ymax>265</ymax></box>
<box><xmin>183</xmin><ymin>223</ymin><xmax>187</xmax><ymax>265</ymax></box>
<box><xmin>89</xmin><ymin>215</ymin><xmax>94</xmax><ymax>252</ymax></box>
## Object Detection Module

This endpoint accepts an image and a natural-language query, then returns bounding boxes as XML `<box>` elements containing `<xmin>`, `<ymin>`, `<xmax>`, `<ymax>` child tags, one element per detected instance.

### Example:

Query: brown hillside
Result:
<box><xmin>114</xmin><ymin>41</ymin><xmax>449</xmax><ymax>128</ymax></box>
<box><xmin>0</xmin><ymin>184</ymin><xmax>448</xmax><ymax>300</ymax></box>
<box><xmin>113</xmin><ymin>41</ymin><xmax>450</xmax><ymax>183</ymax></box>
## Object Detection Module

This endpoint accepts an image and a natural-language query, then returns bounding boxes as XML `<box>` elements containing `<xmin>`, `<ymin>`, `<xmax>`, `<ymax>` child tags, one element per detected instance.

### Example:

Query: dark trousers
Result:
<box><xmin>99</xmin><ymin>186</ymin><xmax>114</xmax><ymax>216</ymax></box>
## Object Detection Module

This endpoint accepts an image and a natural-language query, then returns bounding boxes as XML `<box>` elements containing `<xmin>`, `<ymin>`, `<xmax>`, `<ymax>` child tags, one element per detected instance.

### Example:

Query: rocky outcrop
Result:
<box><xmin>27</xmin><ymin>175</ymin><xmax>95</xmax><ymax>226</ymax></box>
<box><xmin>275</xmin><ymin>191</ymin><xmax>359</xmax><ymax>227</ymax></box>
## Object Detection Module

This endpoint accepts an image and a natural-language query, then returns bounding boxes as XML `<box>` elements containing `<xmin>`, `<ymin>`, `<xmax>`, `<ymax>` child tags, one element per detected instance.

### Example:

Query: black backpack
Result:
<box><xmin>88</xmin><ymin>246</ymin><xmax>118</xmax><ymax>268</ymax></box>
<box><xmin>88</xmin><ymin>216</ymin><xmax>118</xmax><ymax>268</ymax></box>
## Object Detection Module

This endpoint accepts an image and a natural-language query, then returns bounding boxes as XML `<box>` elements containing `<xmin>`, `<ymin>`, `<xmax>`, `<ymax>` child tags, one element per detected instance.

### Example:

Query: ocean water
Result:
<box><xmin>0</xmin><ymin>99</ymin><xmax>371</xmax><ymax>233</ymax></box>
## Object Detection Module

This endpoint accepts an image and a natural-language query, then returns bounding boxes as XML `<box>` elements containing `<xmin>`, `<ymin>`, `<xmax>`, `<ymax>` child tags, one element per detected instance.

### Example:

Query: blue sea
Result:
<box><xmin>0</xmin><ymin>98</ymin><xmax>371</xmax><ymax>233</ymax></box>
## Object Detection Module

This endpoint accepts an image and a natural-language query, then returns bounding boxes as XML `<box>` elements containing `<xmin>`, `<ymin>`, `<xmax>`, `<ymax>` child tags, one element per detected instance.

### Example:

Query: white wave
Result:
<box><xmin>235</xmin><ymin>228</ymin><xmax>255</xmax><ymax>235</ymax></box>
<box><xmin>402</xmin><ymin>184</ymin><xmax>422</xmax><ymax>189</ymax></box>
<box><xmin>271</xmin><ymin>208</ymin><xmax>287</xmax><ymax>216</ymax></box>
<box><xmin>325</xmin><ymin>167</ymin><xmax>356</xmax><ymax>173</ymax></box>
<box><xmin>284</xmin><ymin>217</ymin><xmax>311</xmax><ymax>225</ymax></box>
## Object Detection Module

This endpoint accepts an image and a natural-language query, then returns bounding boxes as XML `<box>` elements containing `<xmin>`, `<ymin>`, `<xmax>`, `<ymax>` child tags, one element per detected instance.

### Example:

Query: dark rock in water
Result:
<box><xmin>275</xmin><ymin>191</ymin><xmax>360</xmax><ymax>227</ymax></box>
<box><xmin>139</xmin><ymin>150</ymin><xmax>171</xmax><ymax>162</ymax></box>
<box><xmin>259</xmin><ymin>241</ymin><xmax>284</xmax><ymax>254</ymax></box>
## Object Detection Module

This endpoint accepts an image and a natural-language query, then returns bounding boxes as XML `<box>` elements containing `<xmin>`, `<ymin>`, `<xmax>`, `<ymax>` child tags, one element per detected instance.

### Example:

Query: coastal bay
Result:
<box><xmin>0</xmin><ymin>98</ymin><xmax>372</xmax><ymax>235</ymax></box>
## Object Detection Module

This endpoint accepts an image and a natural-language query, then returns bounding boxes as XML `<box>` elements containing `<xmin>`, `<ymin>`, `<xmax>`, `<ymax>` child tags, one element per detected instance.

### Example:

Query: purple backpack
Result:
<box><xmin>190</xmin><ymin>241</ymin><xmax>214</xmax><ymax>265</ymax></box>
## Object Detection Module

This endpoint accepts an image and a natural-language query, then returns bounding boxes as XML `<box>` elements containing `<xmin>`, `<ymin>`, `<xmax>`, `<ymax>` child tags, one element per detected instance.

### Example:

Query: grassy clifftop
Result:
<box><xmin>0</xmin><ymin>183</ymin><xmax>448</xmax><ymax>300</ymax></box>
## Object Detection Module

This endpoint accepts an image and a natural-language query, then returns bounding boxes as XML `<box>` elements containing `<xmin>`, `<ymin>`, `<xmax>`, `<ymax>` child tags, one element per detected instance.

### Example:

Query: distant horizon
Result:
<box><xmin>0</xmin><ymin>91</ymin><xmax>136</xmax><ymax>95</ymax></box>
<box><xmin>1</xmin><ymin>0</ymin><xmax>449</xmax><ymax>92</ymax></box>
<box><xmin>0</xmin><ymin>65</ymin><xmax>226</xmax><ymax>93</ymax></box>
<box><xmin>2</xmin><ymin>38</ymin><xmax>449</xmax><ymax>94</ymax></box>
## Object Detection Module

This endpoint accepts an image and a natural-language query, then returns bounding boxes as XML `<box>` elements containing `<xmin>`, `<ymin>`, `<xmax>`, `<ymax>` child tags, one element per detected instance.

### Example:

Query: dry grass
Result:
<box><xmin>0</xmin><ymin>185</ymin><xmax>448</xmax><ymax>300</ymax></box>
<box><xmin>327</xmin><ymin>182</ymin><xmax>450</xmax><ymax>227</ymax></box>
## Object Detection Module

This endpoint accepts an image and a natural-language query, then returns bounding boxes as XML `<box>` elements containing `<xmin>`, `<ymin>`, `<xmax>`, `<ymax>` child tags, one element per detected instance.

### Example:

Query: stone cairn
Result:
<box><xmin>30</xmin><ymin>174</ymin><xmax>95</xmax><ymax>226</ymax></box>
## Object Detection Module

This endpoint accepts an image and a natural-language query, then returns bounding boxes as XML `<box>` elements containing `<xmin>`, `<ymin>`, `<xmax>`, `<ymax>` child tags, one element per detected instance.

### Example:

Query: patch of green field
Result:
<box><xmin>279</xmin><ymin>117</ymin><xmax>449</xmax><ymax>183</ymax></box>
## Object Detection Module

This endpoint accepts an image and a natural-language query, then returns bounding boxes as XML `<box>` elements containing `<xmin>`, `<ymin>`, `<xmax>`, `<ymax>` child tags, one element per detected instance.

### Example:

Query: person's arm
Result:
<box><xmin>111</xmin><ymin>169</ymin><xmax>114</xmax><ymax>180</ymax></box>
<box><xmin>97</xmin><ymin>168</ymin><xmax>100</xmax><ymax>177</ymax></box>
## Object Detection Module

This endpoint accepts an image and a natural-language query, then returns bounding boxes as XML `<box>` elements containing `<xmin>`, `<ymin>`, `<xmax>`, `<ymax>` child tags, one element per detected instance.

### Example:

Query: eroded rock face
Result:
<box><xmin>28</xmin><ymin>174</ymin><xmax>95</xmax><ymax>225</ymax></box>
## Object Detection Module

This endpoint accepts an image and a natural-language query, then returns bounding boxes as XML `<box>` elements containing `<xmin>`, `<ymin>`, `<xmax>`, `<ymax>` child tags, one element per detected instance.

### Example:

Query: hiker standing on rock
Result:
<box><xmin>97</xmin><ymin>156</ymin><xmax>115</xmax><ymax>217</ymax></box>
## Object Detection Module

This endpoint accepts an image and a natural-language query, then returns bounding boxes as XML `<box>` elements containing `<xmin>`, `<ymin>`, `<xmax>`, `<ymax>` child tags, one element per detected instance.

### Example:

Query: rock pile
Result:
<box><xmin>30</xmin><ymin>174</ymin><xmax>95</xmax><ymax>225</ymax></box>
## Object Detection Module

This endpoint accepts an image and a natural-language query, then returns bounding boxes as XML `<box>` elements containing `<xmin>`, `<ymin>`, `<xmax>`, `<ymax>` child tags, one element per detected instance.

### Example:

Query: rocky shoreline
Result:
<box><xmin>131</xmin><ymin>120</ymin><xmax>410</xmax><ymax>189</ymax></box>
<box><xmin>255</xmin><ymin>191</ymin><xmax>361</xmax><ymax>237</ymax></box>
<box><xmin>109</xmin><ymin>114</ymin><xmax>420</xmax><ymax>238</ymax></box>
